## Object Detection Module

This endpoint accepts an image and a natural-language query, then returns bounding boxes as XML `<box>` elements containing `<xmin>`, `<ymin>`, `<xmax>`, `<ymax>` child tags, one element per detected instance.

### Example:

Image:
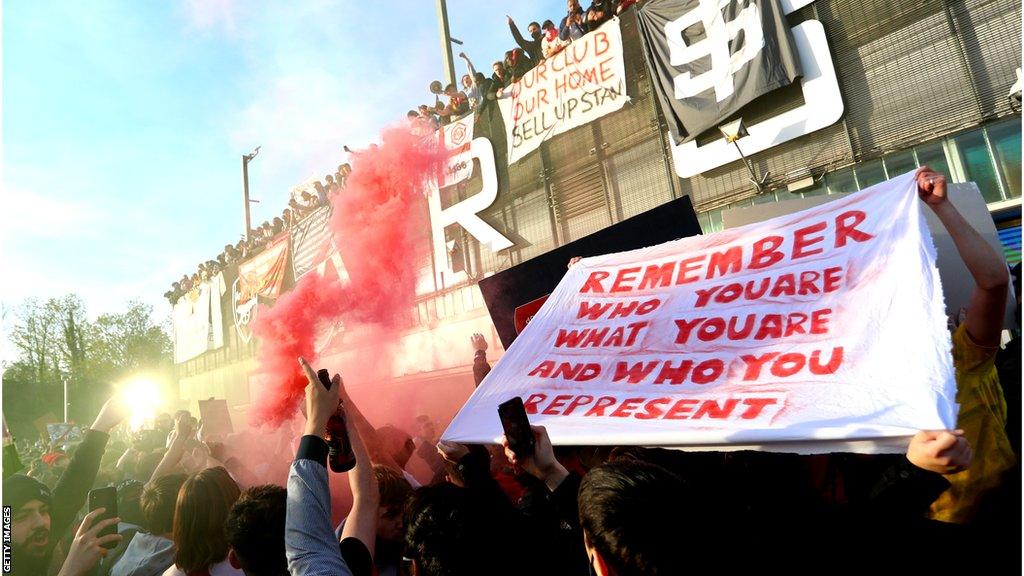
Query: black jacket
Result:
<box><xmin>509</xmin><ymin>19</ymin><xmax>544</xmax><ymax>63</ymax></box>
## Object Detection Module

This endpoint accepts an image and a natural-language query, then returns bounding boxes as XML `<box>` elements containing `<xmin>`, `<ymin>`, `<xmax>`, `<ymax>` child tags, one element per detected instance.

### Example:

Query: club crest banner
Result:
<box><xmin>437</xmin><ymin>115</ymin><xmax>476</xmax><ymax>187</ymax></box>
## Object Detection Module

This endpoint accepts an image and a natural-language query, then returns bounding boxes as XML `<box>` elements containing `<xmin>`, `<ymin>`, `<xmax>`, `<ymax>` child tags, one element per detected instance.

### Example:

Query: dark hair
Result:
<box><xmin>172</xmin><ymin>467</ymin><xmax>241</xmax><ymax>573</ymax></box>
<box><xmin>225</xmin><ymin>485</ymin><xmax>288</xmax><ymax>576</ymax></box>
<box><xmin>528</xmin><ymin>21</ymin><xmax>540</xmax><ymax>29</ymax></box>
<box><xmin>405</xmin><ymin>483</ymin><xmax>525</xmax><ymax>576</ymax></box>
<box><xmin>542</xmin><ymin>19</ymin><xmax>555</xmax><ymax>29</ymax></box>
<box><xmin>116</xmin><ymin>479</ymin><xmax>146</xmax><ymax>528</ymax></box>
<box><xmin>579</xmin><ymin>460</ymin><xmax>689</xmax><ymax>575</ymax></box>
<box><xmin>141</xmin><ymin>474</ymin><xmax>187</xmax><ymax>535</ymax></box>
<box><xmin>373</xmin><ymin>465</ymin><xmax>412</xmax><ymax>509</ymax></box>
<box><xmin>404</xmin><ymin>484</ymin><xmax>481</xmax><ymax>576</ymax></box>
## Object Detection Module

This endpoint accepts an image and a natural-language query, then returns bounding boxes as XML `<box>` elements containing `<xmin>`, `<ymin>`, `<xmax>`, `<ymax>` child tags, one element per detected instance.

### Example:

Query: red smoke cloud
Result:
<box><xmin>250</xmin><ymin>126</ymin><xmax>446</xmax><ymax>428</ymax></box>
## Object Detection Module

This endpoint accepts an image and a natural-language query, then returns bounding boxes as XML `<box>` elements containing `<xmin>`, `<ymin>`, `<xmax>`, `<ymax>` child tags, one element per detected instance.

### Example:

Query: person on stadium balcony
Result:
<box><xmin>541</xmin><ymin>19</ymin><xmax>568</xmax><ymax>59</ymax></box>
<box><xmin>436</xmin><ymin>83</ymin><xmax>470</xmax><ymax>122</ymax></box>
<box><xmin>559</xmin><ymin>0</ymin><xmax>588</xmax><ymax>41</ymax></box>
<box><xmin>417</xmin><ymin>105</ymin><xmax>440</xmax><ymax>131</ymax></box>
<box><xmin>507</xmin><ymin>15</ymin><xmax>544</xmax><ymax>63</ymax></box>
<box><xmin>489</xmin><ymin>60</ymin><xmax>509</xmax><ymax>94</ymax></box>
<box><xmin>3</xmin><ymin>395</ymin><xmax>128</xmax><ymax>576</ymax></box>
<box><xmin>325</xmin><ymin>173</ymin><xmax>342</xmax><ymax>197</ymax></box>
<box><xmin>313</xmin><ymin>181</ymin><xmax>329</xmax><ymax>206</ymax></box>
<box><xmin>917</xmin><ymin>167</ymin><xmax>1015</xmax><ymax>525</ymax></box>
<box><xmin>458</xmin><ymin>52</ymin><xmax>484</xmax><ymax>110</ymax></box>
<box><xmin>585</xmin><ymin>0</ymin><xmax>614</xmax><ymax>28</ymax></box>
<box><xmin>503</xmin><ymin>48</ymin><xmax>534</xmax><ymax>84</ymax></box>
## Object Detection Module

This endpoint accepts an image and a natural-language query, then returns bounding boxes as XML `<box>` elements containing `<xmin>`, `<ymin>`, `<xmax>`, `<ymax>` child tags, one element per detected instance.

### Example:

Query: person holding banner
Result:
<box><xmin>503</xmin><ymin>421</ymin><xmax>973</xmax><ymax>573</ymax></box>
<box><xmin>916</xmin><ymin>167</ymin><xmax>1015</xmax><ymax>525</ymax></box>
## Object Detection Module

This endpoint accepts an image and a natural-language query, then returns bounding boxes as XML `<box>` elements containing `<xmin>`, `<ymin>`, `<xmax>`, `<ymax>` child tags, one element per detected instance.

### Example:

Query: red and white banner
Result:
<box><xmin>444</xmin><ymin>171</ymin><xmax>957</xmax><ymax>452</ymax></box>
<box><xmin>237</xmin><ymin>234</ymin><xmax>291</xmax><ymax>303</ymax></box>
<box><xmin>498</xmin><ymin>18</ymin><xmax>628</xmax><ymax>164</ymax></box>
<box><xmin>437</xmin><ymin>115</ymin><xmax>475</xmax><ymax>187</ymax></box>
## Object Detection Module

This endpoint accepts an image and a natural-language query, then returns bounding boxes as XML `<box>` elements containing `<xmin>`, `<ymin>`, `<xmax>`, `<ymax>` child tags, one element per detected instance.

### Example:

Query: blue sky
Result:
<box><xmin>2</xmin><ymin>0</ymin><xmax>567</xmax><ymax>360</ymax></box>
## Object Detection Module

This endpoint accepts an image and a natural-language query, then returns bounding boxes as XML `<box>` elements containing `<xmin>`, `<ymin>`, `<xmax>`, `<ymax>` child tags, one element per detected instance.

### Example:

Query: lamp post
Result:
<box><xmin>61</xmin><ymin>372</ymin><xmax>69</xmax><ymax>423</ymax></box>
<box><xmin>435</xmin><ymin>0</ymin><xmax>457</xmax><ymax>88</ymax></box>
<box><xmin>719</xmin><ymin>118</ymin><xmax>769</xmax><ymax>193</ymax></box>
<box><xmin>242</xmin><ymin>146</ymin><xmax>261</xmax><ymax>242</ymax></box>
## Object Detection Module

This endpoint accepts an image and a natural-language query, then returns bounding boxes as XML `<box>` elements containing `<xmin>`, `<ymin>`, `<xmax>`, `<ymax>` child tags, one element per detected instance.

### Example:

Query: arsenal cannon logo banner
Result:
<box><xmin>444</xmin><ymin>172</ymin><xmax>957</xmax><ymax>452</ymax></box>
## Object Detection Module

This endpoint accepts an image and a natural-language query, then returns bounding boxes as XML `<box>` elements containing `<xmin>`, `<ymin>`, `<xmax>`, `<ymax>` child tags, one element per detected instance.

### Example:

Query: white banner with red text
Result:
<box><xmin>444</xmin><ymin>171</ymin><xmax>957</xmax><ymax>452</ymax></box>
<box><xmin>498</xmin><ymin>18</ymin><xmax>628</xmax><ymax>164</ymax></box>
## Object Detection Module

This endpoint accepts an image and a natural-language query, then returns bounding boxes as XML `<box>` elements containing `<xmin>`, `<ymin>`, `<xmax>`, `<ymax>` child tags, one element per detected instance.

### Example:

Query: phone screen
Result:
<box><xmin>498</xmin><ymin>397</ymin><xmax>535</xmax><ymax>457</ymax></box>
<box><xmin>88</xmin><ymin>487</ymin><xmax>118</xmax><ymax>549</ymax></box>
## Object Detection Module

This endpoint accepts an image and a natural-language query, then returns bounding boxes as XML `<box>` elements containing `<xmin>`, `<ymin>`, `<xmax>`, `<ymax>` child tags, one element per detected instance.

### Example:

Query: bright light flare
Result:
<box><xmin>121</xmin><ymin>377</ymin><xmax>163</xmax><ymax>432</ymax></box>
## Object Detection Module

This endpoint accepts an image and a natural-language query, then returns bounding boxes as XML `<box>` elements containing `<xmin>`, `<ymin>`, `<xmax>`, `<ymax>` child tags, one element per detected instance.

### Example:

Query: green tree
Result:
<box><xmin>2</xmin><ymin>296</ymin><xmax>172</xmax><ymax>434</ymax></box>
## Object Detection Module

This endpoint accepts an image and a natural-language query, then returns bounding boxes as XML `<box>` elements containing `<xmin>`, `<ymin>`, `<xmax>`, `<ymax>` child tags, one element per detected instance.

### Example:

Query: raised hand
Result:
<box><xmin>299</xmin><ymin>357</ymin><xmax>341</xmax><ymax>437</ymax></box>
<box><xmin>57</xmin><ymin>508</ymin><xmax>122</xmax><ymax>576</ymax></box>
<box><xmin>907</xmin><ymin>429</ymin><xmax>972</xmax><ymax>474</ymax></box>
<box><xmin>916</xmin><ymin>166</ymin><xmax>948</xmax><ymax>207</ymax></box>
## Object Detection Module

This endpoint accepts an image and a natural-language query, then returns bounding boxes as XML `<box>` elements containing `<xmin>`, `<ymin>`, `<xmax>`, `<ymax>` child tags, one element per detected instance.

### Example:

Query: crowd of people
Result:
<box><xmin>7</xmin><ymin>179</ymin><xmax>1019</xmax><ymax>573</ymax></box>
<box><xmin>410</xmin><ymin>0</ymin><xmax>640</xmax><ymax>134</ymax></box>
<box><xmin>163</xmin><ymin>163</ymin><xmax>352</xmax><ymax>305</ymax></box>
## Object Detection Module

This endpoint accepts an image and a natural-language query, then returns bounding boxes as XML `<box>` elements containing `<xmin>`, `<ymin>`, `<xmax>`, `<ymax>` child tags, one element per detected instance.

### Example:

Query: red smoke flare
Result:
<box><xmin>250</xmin><ymin>126</ymin><xmax>445</xmax><ymax>428</ymax></box>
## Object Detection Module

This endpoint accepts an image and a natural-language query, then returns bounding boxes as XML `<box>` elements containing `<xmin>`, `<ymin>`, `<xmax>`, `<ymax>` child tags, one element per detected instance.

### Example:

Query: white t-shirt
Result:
<box><xmin>162</xmin><ymin>559</ymin><xmax>244</xmax><ymax>576</ymax></box>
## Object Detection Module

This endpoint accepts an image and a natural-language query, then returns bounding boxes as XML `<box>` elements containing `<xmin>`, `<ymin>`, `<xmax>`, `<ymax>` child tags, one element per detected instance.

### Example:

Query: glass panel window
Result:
<box><xmin>697</xmin><ymin>211</ymin><xmax>712</xmax><ymax>233</ymax></box>
<box><xmin>707</xmin><ymin>208</ymin><xmax>724</xmax><ymax>232</ymax></box>
<box><xmin>954</xmin><ymin>130</ymin><xmax>1003</xmax><ymax>203</ymax></box>
<box><xmin>883</xmin><ymin>150</ymin><xmax>917</xmax><ymax>177</ymax></box>
<box><xmin>987</xmin><ymin>120</ymin><xmax>1021</xmax><ymax>200</ymax></box>
<box><xmin>855</xmin><ymin>160</ymin><xmax>886</xmax><ymax>189</ymax></box>
<box><xmin>914</xmin><ymin>141</ymin><xmax>950</xmax><ymax>177</ymax></box>
<box><xmin>826</xmin><ymin>169</ymin><xmax>857</xmax><ymax>194</ymax></box>
<box><xmin>609</xmin><ymin>139</ymin><xmax>674</xmax><ymax>219</ymax></box>
<box><xmin>511</xmin><ymin>189</ymin><xmax>556</xmax><ymax>261</ymax></box>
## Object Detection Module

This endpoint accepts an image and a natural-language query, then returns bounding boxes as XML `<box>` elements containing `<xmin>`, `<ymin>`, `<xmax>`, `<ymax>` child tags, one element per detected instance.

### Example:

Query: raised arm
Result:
<box><xmin>336</xmin><ymin>384</ymin><xmax>403</xmax><ymax>473</ymax></box>
<box><xmin>459</xmin><ymin>52</ymin><xmax>479</xmax><ymax>86</ymax></box>
<box><xmin>286</xmin><ymin>357</ymin><xmax>353</xmax><ymax>576</ymax></box>
<box><xmin>918</xmin><ymin>167</ymin><xmax>1009</xmax><ymax>346</ymax></box>
<box><xmin>471</xmin><ymin>333</ymin><xmax>491</xmax><ymax>387</ymax></box>
<box><xmin>507</xmin><ymin>15</ymin><xmax>531</xmax><ymax>54</ymax></box>
<box><xmin>339</xmin><ymin>377</ymin><xmax>379</xmax><ymax>557</ymax></box>
<box><xmin>147</xmin><ymin>414</ymin><xmax>192</xmax><ymax>484</ymax></box>
<box><xmin>50</xmin><ymin>396</ymin><xmax>125</xmax><ymax>541</ymax></box>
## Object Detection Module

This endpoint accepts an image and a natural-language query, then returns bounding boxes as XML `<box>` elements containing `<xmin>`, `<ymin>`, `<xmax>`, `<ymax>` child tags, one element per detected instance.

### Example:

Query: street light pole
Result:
<box><xmin>62</xmin><ymin>373</ymin><xmax>69</xmax><ymax>423</ymax></box>
<box><xmin>242</xmin><ymin>146</ymin><xmax>261</xmax><ymax>242</ymax></box>
<box><xmin>435</xmin><ymin>0</ymin><xmax>457</xmax><ymax>88</ymax></box>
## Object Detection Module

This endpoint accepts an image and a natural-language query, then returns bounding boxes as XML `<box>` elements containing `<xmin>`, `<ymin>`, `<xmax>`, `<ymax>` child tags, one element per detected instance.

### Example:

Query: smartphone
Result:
<box><xmin>498</xmin><ymin>396</ymin><xmax>535</xmax><ymax>457</ymax></box>
<box><xmin>87</xmin><ymin>487</ymin><xmax>118</xmax><ymax>549</ymax></box>
<box><xmin>316</xmin><ymin>368</ymin><xmax>356</xmax><ymax>473</ymax></box>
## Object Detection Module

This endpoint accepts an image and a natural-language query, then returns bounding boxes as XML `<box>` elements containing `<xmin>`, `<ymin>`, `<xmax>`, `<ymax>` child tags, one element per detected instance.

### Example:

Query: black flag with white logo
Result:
<box><xmin>637</xmin><ymin>0</ymin><xmax>802</xmax><ymax>144</ymax></box>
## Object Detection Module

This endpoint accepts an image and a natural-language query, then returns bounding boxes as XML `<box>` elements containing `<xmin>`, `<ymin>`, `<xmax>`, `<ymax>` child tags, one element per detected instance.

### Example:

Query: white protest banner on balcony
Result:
<box><xmin>443</xmin><ymin>171</ymin><xmax>957</xmax><ymax>453</ymax></box>
<box><xmin>498</xmin><ymin>18</ymin><xmax>628</xmax><ymax>164</ymax></box>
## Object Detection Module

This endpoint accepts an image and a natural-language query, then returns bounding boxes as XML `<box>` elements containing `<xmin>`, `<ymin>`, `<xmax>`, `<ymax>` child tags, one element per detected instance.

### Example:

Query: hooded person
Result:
<box><xmin>4</xmin><ymin>396</ymin><xmax>126</xmax><ymax>576</ymax></box>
